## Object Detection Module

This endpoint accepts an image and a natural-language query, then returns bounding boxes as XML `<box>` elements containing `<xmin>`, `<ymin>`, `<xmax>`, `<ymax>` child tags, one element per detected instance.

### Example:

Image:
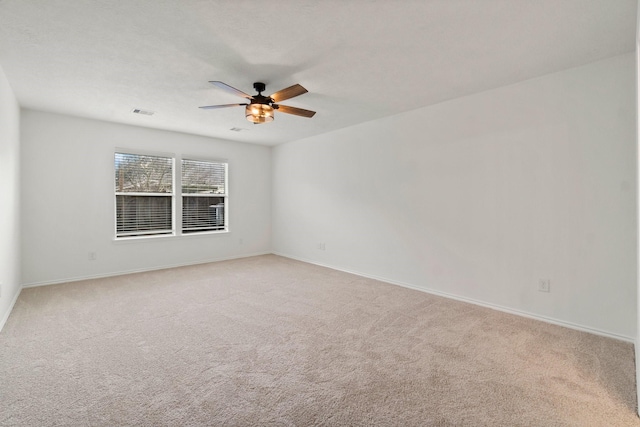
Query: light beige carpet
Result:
<box><xmin>0</xmin><ymin>255</ymin><xmax>638</xmax><ymax>426</ymax></box>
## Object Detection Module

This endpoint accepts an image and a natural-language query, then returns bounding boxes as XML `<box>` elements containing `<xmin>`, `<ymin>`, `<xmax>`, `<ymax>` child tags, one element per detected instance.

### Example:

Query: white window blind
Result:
<box><xmin>115</xmin><ymin>153</ymin><xmax>173</xmax><ymax>237</ymax></box>
<box><xmin>182</xmin><ymin>159</ymin><xmax>227</xmax><ymax>233</ymax></box>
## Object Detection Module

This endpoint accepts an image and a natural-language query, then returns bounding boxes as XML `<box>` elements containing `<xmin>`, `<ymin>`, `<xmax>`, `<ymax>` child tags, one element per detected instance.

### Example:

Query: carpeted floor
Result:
<box><xmin>0</xmin><ymin>254</ymin><xmax>638</xmax><ymax>426</ymax></box>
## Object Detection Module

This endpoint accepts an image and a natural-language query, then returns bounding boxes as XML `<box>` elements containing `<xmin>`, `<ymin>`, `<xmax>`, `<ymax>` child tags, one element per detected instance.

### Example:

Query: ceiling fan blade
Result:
<box><xmin>275</xmin><ymin>104</ymin><xmax>316</xmax><ymax>118</ymax></box>
<box><xmin>199</xmin><ymin>103</ymin><xmax>247</xmax><ymax>109</ymax></box>
<box><xmin>209</xmin><ymin>81</ymin><xmax>253</xmax><ymax>99</ymax></box>
<box><xmin>270</xmin><ymin>84</ymin><xmax>308</xmax><ymax>103</ymax></box>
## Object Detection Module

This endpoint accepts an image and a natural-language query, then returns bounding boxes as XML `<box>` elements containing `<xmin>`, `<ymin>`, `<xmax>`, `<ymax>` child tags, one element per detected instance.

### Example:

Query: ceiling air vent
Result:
<box><xmin>132</xmin><ymin>108</ymin><xmax>155</xmax><ymax>116</ymax></box>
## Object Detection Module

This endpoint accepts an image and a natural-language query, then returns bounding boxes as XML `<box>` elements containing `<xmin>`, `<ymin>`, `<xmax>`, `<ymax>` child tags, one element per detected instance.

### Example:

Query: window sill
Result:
<box><xmin>112</xmin><ymin>229</ymin><xmax>230</xmax><ymax>243</ymax></box>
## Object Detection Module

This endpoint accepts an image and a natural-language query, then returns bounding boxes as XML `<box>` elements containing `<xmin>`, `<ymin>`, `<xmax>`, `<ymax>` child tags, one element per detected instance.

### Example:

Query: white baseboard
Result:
<box><xmin>0</xmin><ymin>286</ymin><xmax>22</xmax><ymax>334</ymax></box>
<box><xmin>21</xmin><ymin>251</ymin><xmax>271</xmax><ymax>288</ymax></box>
<box><xmin>273</xmin><ymin>252</ymin><xmax>634</xmax><ymax>343</ymax></box>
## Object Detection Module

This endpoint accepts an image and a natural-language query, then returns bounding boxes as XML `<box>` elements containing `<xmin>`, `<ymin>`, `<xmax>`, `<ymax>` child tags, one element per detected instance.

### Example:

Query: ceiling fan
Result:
<box><xmin>200</xmin><ymin>81</ymin><xmax>316</xmax><ymax>124</ymax></box>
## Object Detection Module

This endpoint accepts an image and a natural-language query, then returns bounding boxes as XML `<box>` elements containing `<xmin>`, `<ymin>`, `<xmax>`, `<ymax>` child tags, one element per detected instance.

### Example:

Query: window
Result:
<box><xmin>115</xmin><ymin>153</ymin><xmax>173</xmax><ymax>237</ymax></box>
<box><xmin>182</xmin><ymin>159</ymin><xmax>227</xmax><ymax>233</ymax></box>
<box><xmin>114</xmin><ymin>152</ymin><xmax>227</xmax><ymax>239</ymax></box>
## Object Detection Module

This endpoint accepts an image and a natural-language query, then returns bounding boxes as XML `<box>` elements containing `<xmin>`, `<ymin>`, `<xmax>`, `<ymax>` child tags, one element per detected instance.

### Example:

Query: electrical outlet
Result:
<box><xmin>538</xmin><ymin>279</ymin><xmax>551</xmax><ymax>293</ymax></box>
<box><xmin>88</xmin><ymin>252</ymin><xmax>97</xmax><ymax>261</ymax></box>
<box><xmin>238</xmin><ymin>238</ymin><xmax>244</xmax><ymax>245</ymax></box>
<box><xmin>317</xmin><ymin>243</ymin><xmax>326</xmax><ymax>251</ymax></box>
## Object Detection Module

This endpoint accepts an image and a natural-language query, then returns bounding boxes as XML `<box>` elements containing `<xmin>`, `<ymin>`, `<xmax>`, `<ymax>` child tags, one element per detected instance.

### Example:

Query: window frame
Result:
<box><xmin>114</xmin><ymin>150</ymin><xmax>229</xmax><ymax>240</ymax></box>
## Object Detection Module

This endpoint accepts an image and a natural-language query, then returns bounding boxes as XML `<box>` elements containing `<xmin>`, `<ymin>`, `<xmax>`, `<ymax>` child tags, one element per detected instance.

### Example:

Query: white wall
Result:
<box><xmin>273</xmin><ymin>53</ymin><xmax>637</xmax><ymax>339</ymax></box>
<box><xmin>20</xmin><ymin>111</ymin><xmax>271</xmax><ymax>285</ymax></box>
<box><xmin>0</xmin><ymin>65</ymin><xmax>21</xmax><ymax>328</ymax></box>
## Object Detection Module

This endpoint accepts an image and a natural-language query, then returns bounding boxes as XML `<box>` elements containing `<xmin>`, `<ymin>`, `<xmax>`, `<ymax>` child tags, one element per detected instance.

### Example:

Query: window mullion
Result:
<box><xmin>175</xmin><ymin>156</ymin><xmax>182</xmax><ymax>235</ymax></box>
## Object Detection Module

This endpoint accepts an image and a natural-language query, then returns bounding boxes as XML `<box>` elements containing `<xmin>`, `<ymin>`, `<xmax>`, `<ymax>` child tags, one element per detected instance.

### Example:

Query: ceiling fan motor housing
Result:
<box><xmin>250</xmin><ymin>94</ymin><xmax>273</xmax><ymax>106</ymax></box>
<box><xmin>253</xmin><ymin>82</ymin><xmax>266</xmax><ymax>94</ymax></box>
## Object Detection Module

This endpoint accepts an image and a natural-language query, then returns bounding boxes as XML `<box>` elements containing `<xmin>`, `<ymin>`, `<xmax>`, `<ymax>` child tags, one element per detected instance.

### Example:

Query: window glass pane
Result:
<box><xmin>116</xmin><ymin>195</ymin><xmax>173</xmax><ymax>237</ymax></box>
<box><xmin>182</xmin><ymin>159</ymin><xmax>226</xmax><ymax>194</ymax></box>
<box><xmin>182</xmin><ymin>196</ymin><xmax>225</xmax><ymax>233</ymax></box>
<box><xmin>115</xmin><ymin>153</ymin><xmax>172</xmax><ymax>193</ymax></box>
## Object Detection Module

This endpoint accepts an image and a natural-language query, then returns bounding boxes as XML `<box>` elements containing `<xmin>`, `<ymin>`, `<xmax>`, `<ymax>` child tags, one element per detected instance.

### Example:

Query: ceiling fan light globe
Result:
<box><xmin>246</xmin><ymin>104</ymin><xmax>274</xmax><ymax>124</ymax></box>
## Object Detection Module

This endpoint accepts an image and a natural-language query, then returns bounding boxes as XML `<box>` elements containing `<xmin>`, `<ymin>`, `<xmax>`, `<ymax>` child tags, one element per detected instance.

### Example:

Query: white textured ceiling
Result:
<box><xmin>0</xmin><ymin>0</ymin><xmax>636</xmax><ymax>145</ymax></box>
